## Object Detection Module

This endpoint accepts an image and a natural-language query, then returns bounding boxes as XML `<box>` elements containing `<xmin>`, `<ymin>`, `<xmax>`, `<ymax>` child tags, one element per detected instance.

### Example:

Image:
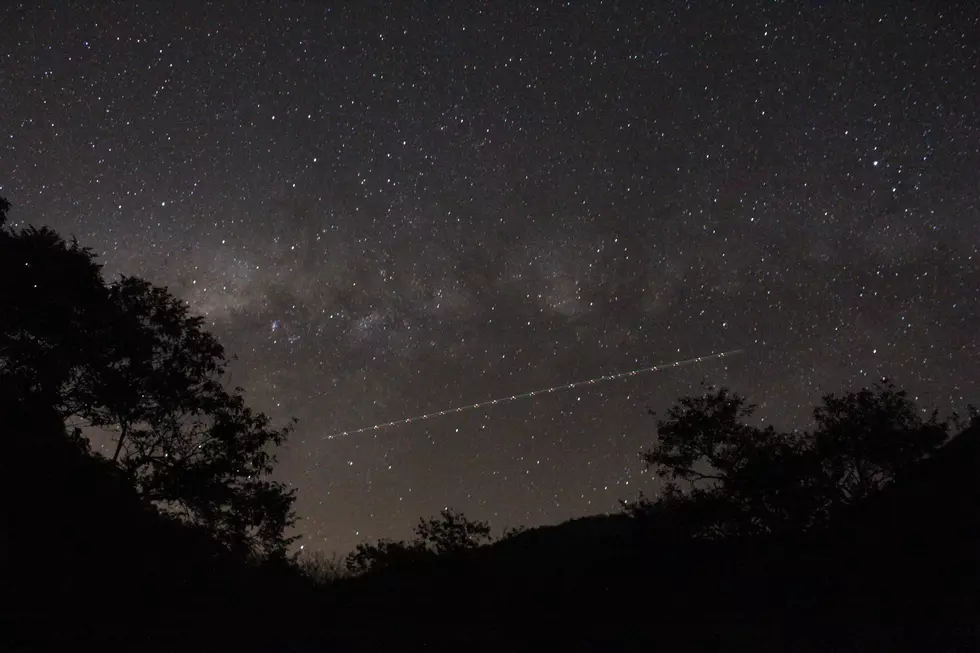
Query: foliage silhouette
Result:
<box><xmin>812</xmin><ymin>379</ymin><xmax>949</xmax><ymax>503</ymax></box>
<box><xmin>345</xmin><ymin>537</ymin><xmax>429</xmax><ymax>575</ymax></box>
<box><xmin>0</xmin><ymin>198</ymin><xmax>297</xmax><ymax>557</ymax></box>
<box><xmin>416</xmin><ymin>507</ymin><xmax>493</xmax><ymax>553</ymax></box>
<box><xmin>345</xmin><ymin>508</ymin><xmax>493</xmax><ymax>573</ymax></box>
<box><xmin>0</xmin><ymin>222</ymin><xmax>108</xmax><ymax>406</ymax></box>
<box><xmin>297</xmin><ymin>549</ymin><xmax>350</xmax><ymax>583</ymax></box>
<box><xmin>631</xmin><ymin>380</ymin><xmax>951</xmax><ymax>540</ymax></box>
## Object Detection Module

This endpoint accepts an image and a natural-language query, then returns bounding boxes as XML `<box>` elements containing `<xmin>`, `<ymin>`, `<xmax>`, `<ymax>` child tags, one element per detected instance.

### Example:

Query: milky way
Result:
<box><xmin>2</xmin><ymin>2</ymin><xmax>978</xmax><ymax>553</ymax></box>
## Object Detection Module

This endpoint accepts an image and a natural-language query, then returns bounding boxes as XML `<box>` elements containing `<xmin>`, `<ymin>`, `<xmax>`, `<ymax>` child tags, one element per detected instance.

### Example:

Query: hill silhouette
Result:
<box><xmin>1</xmin><ymin>396</ymin><xmax>319</xmax><ymax>653</ymax></box>
<box><xmin>4</xmin><ymin>382</ymin><xmax>979</xmax><ymax>652</ymax></box>
<box><xmin>311</xmin><ymin>425</ymin><xmax>979</xmax><ymax>652</ymax></box>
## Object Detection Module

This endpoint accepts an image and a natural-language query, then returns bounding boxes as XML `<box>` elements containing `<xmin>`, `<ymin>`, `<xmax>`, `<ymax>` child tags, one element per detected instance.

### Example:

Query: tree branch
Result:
<box><xmin>111</xmin><ymin>421</ymin><xmax>129</xmax><ymax>462</ymax></box>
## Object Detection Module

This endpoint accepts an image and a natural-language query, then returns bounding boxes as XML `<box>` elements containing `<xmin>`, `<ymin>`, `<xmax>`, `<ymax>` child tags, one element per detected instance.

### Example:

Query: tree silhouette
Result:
<box><xmin>345</xmin><ymin>509</ymin><xmax>493</xmax><ymax>573</ymax></box>
<box><xmin>75</xmin><ymin>276</ymin><xmax>230</xmax><ymax>463</ymax></box>
<box><xmin>345</xmin><ymin>538</ymin><xmax>428</xmax><ymax>574</ymax></box>
<box><xmin>74</xmin><ymin>275</ymin><xmax>299</xmax><ymax>557</ymax></box>
<box><xmin>0</xmin><ymin>223</ymin><xmax>109</xmax><ymax>407</ymax></box>
<box><xmin>0</xmin><ymin>198</ymin><xmax>298</xmax><ymax>557</ymax></box>
<box><xmin>415</xmin><ymin>508</ymin><xmax>493</xmax><ymax>554</ymax></box>
<box><xmin>635</xmin><ymin>381</ymin><xmax>950</xmax><ymax>538</ymax></box>
<box><xmin>297</xmin><ymin>549</ymin><xmax>350</xmax><ymax>584</ymax></box>
<box><xmin>812</xmin><ymin>379</ymin><xmax>949</xmax><ymax>504</ymax></box>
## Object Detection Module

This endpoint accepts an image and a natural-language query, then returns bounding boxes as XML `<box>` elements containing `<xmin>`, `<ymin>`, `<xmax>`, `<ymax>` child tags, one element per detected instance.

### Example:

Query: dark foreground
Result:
<box><xmin>4</xmin><ymin>417</ymin><xmax>979</xmax><ymax>652</ymax></box>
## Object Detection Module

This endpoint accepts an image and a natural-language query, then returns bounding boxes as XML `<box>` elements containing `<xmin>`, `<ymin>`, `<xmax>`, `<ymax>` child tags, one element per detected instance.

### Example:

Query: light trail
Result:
<box><xmin>322</xmin><ymin>349</ymin><xmax>744</xmax><ymax>440</ymax></box>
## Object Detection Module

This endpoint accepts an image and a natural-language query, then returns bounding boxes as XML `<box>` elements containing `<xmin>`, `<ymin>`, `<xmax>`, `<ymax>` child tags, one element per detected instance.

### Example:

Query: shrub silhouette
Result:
<box><xmin>345</xmin><ymin>508</ymin><xmax>493</xmax><ymax>574</ymax></box>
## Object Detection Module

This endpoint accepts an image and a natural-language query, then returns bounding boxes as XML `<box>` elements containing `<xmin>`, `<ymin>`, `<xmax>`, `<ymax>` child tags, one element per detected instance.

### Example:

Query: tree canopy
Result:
<box><xmin>632</xmin><ymin>380</ymin><xmax>950</xmax><ymax>538</ymax></box>
<box><xmin>0</xmin><ymin>198</ymin><xmax>298</xmax><ymax>557</ymax></box>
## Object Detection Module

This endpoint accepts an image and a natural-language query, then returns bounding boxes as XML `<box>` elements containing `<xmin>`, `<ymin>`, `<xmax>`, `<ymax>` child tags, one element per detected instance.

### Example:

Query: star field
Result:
<box><xmin>2</xmin><ymin>2</ymin><xmax>978</xmax><ymax>553</ymax></box>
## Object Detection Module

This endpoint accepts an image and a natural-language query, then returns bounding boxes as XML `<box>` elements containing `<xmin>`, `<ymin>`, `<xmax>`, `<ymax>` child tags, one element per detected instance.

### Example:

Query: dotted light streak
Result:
<box><xmin>322</xmin><ymin>349</ymin><xmax>744</xmax><ymax>440</ymax></box>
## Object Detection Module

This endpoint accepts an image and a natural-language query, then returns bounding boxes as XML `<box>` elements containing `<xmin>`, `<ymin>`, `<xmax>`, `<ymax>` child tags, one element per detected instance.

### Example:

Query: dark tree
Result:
<box><xmin>415</xmin><ymin>508</ymin><xmax>493</xmax><ymax>554</ymax></box>
<box><xmin>74</xmin><ymin>276</ymin><xmax>230</xmax><ymax>463</ymax></box>
<box><xmin>0</xmin><ymin>223</ymin><xmax>109</xmax><ymax>406</ymax></box>
<box><xmin>635</xmin><ymin>387</ymin><xmax>816</xmax><ymax>536</ymax></box>
<box><xmin>811</xmin><ymin>379</ymin><xmax>949</xmax><ymax>504</ymax></box>
<box><xmin>74</xmin><ymin>276</ymin><xmax>299</xmax><ymax>557</ymax></box>
<box><xmin>345</xmin><ymin>509</ymin><xmax>493</xmax><ymax>573</ymax></box>
<box><xmin>297</xmin><ymin>549</ymin><xmax>349</xmax><ymax>584</ymax></box>
<box><xmin>345</xmin><ymin>538</ymin><xmax>428</xmax><ymax>575</ymax></box>
<box><xmin>0</xmin><ymin>199</ymin><xmax>298</xmax><ymax>558</ymax></box>
<box><xmin>634</xmin><ymin>381</ymin><xmax>950</xmax><ymax>538</ymax></box>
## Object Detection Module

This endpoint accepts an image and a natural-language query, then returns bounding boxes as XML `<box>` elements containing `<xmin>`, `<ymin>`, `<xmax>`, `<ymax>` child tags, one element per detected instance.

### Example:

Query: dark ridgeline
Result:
<box><xmin>315</xmin><ymin>387</ymin><xmax>980</xmax><ymax>653</ymax></box>
<box><xmin>1</xmin><ymin>198</ymin><xmax>978</xmax><ymax>652</ymax></box>
<box><xmin>1</xmin><ymin>392</ymin><xmax>306</xmax><ymax>652</ymax></box>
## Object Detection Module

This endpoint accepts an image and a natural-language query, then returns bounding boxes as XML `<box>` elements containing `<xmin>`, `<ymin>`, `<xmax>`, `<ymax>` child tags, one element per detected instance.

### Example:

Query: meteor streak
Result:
<box><xmin>322</xmin><ymin>349</ymin><xmax>744</xmax><ymax>440</ymax></box>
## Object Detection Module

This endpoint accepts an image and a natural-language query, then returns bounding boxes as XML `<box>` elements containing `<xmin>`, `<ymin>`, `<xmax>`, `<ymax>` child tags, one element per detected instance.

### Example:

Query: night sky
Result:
<box><xmin>2</xmin><ymin>2</ymin><xmax>978</xmax><ymax>554</ymax></box>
